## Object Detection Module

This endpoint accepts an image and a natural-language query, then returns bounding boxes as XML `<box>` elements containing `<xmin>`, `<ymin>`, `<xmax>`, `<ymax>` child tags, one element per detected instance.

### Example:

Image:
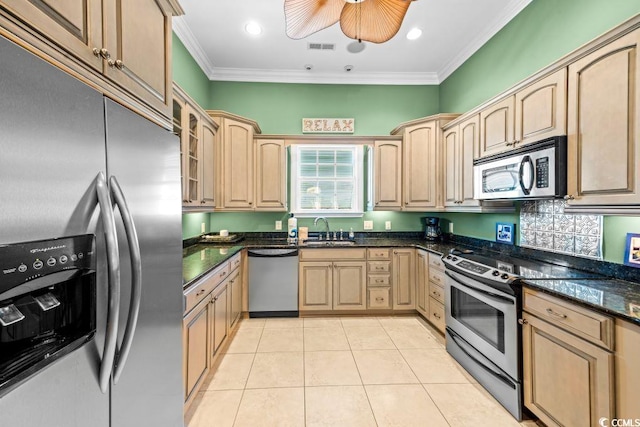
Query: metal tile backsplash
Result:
<box><xmin>520</xmin><ymin>200</ymin><xmax>603</xmax><ymax>259</ymax></box>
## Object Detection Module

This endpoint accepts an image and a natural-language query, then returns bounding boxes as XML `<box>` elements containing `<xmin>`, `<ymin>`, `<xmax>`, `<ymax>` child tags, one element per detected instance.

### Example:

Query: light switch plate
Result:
<box><xmin>449</xmin><ymin>222</ymin><xmax>454</xmax><ymax>233</ymax></box>
<box><xmin>385</xmin><ymin>221</ymin><xmax>391</xmax><ymax>230</ymax></box>
<box><xmin>201</xmin><ymin>222</ymin><xmax>206</xmax><ymax>233</ymax></box>
<box><xmin>364</xmin><ymin>220</ymin><xmax>373</xmax><ymax>230</ymax></box>
<box><xmin>275</xmin><ymin>220</ymin><xmax>282</xmax><ymax>230</ymax></box>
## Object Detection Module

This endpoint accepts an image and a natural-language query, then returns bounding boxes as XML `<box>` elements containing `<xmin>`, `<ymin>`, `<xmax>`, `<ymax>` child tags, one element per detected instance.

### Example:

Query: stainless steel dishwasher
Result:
<box><xmin>248</xmin><ymin>248</ymin><xmax>299</xmax><ymax>317</ymax></box>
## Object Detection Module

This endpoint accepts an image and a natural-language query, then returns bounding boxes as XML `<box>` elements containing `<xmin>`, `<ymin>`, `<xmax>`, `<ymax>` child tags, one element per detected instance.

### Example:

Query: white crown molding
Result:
<box><xmin>436</xmin><ymin>0</ymin><xmax>533</xmax><ymax>82</ymax></box>
<box><xmin>208</xmin><ymin>67</ymin><xmax>440</xmax><ymax>85</ymax></box>
<box><xmin>172</xmin><ymin>16</ymin><xmax>216</xmax><ymax>77</ymax></box>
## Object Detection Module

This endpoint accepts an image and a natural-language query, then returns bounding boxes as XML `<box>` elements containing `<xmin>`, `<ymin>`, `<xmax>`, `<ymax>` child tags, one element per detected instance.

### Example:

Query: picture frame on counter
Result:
<box><xmin>496</xmin><ymin>222</ymin><xmax>515</xmax><ymax>245</ymax></box>
<box><xmin>623</xmin><ymin>233</ymin><xmax>640</xmax><ymax>268</ymax></box>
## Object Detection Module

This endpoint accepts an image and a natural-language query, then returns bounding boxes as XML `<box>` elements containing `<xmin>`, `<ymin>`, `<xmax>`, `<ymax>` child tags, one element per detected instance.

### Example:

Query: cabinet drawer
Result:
<box><xmin>300</xmin><ymin>248</ymin><xmax>367</xmax><ymax>261</ymax></box>
<box><xmin>184</xmin><ymin>262</ymin><xmax>230</xmax><ymax>314</ymax></box>
<box><xmin>523</xmin><ymin>288</ymin><xmax>614</xmax><ymax>350</ymax></box>
<box><xmin>429</xmin><ymin>298</ymin><xmax>445</xmax><ymax>332</ymax></box>
<box><xmin>428</xmin><ymin>253</ymin><xmax>444</xmax><ymax>270</ymax></box>
<box><xmin>368</xmin><ymin>261</ymin><xmax>391</xmax><ymax>273</ymax></box>
<box><xmin>428</xmin><ymin>268</ymin><xmax>446</xmax><ymax>287</ymax></box>
<box><xmin>429</xmin><ymin>282</ymin><xmax>444</xmax><ymax>304</ymax></box>
<box><xmin>229</xmin><ymin>253</ymin><xmax>242</xmax><ymax>271</ymax></box>
<box><xmin>368</xmin><ymin>274</ymin><xmax>390</xmax><ymax>286</ymax></box>
<box><xmin>367</xmin><ymin>248</ymin><xmax>391</xmax><ymax>260</ymax></box>
<box><xmin>368</xmin><ymin>287</ymin><xmax>391</xmax><ymax>309</ymax></box>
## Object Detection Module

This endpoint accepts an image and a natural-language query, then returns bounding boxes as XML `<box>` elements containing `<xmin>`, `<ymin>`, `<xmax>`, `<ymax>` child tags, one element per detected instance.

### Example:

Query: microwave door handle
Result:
<box><xmin>518</xmin><ymin>156</ymin><xmax>534</xmax><ymax>195</ymax></box>
<box><xmin>95</xmin><ymin>172</ymin><xmax>121</xmax><ymax>394</ymax></box>
<box><xmin>109</xmin><ymin>176</ymin><xmax>142</xmax><ymax>385</ymax></box>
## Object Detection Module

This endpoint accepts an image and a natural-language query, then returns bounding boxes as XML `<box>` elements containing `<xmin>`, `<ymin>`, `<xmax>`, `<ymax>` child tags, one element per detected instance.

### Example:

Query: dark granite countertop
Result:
<box><xmin>182</xmin><ymin>232</ymin><xmax>640</xmax><ymax>325</ymax></box>
<box><xmin>521</xmin><ymin>278</ymin><xmax>640</xmax><ymax>326</ymax></box>
<box><xmin>182</xmin><ymin>244</ymin><xmax>243</xmax><ymax>287</ymax></box>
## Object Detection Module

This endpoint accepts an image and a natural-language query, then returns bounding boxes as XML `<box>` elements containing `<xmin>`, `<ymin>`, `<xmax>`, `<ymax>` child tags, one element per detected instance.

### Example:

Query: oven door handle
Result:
<box><xmin>448</xmin><ymin>328</ymin><xmax>516</xmax><ymax>390</ymax></box>
<box><xmin>445</xmin><ymin>271</ymin><xmax>515</xmax><ymax>305</ymax></box>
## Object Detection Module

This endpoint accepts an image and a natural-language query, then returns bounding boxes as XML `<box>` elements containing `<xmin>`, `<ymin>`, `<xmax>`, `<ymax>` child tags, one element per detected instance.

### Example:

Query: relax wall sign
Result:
<box><xmin>302</xmin><ymin>118</ymin><xmax>354</xmax><ymax>133</ymax></box>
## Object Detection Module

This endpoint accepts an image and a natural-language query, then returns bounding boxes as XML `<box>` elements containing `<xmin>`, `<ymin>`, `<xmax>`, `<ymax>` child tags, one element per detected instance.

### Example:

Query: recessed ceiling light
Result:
<box><xmin>406</xmin><ymin>28</ymin><xmax>422</xmax><ymax>40</ymax></box>
<box><xmin>245</xmin><ymin>22</ymin><xmax>262</xmax><ymax>35</ymax></box>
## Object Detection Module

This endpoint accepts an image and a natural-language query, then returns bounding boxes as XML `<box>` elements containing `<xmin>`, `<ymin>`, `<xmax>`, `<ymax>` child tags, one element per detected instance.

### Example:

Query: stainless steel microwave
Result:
<box><xmin>473</xmin><ymin>136</ymin><xmax>567</xmax><ymax>200</ymax></box>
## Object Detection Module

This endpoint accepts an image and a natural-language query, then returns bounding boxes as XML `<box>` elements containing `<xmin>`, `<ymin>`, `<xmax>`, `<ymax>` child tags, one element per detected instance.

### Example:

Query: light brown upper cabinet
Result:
<box><xmin>0</xmin><ymin>0</ymin><xmax>183</xmax><ymax>126</ymax></box>
<box><xmin>373</xmin><ymin>140</ymin><xmax>403</xmax><ymax>209</ymax></box>
<box><xmin>479</xmin><ymin>96</ymin><xmax>515</xmax><ymax>158</ymax></box>
<box><xmin>379</xmin><ymin>114</ymin><xmax>459</xmax><ymax>211</ymax></box>
<box><xmin>255</xmin><ymin>139</ymin><xmax>287</xmax><ymax>210</ymax></box>
<box><xmin>444</xmin><ymin>115</ymin><xmax>480</xmax><ymax>208</ymax></box>
<box><xmin>565</xmin><ymin>28</ymin><xmax>640</xmax><ymax>210</ymax></box>
<box><xmin>515</xmin><ymin>69</ymin><xmax>567</xmax><ymax>146</ymax></box>
<box><xmin>174</xmin><ymin>84</ymin><xmax>218</xmax><ymax>209</ymax></box>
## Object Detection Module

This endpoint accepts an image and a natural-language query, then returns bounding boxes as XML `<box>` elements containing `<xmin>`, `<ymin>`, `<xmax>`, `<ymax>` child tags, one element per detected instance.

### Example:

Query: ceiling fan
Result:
<box><xmin>284</xmin><ymin>0</ymin><xmax>417</xmax><ymax>44</ymax></box>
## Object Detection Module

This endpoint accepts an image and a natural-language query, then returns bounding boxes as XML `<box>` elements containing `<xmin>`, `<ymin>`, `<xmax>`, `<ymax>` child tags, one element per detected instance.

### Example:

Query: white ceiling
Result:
<box><xmin>173</xmin><ymin>0</ymin><xmax>532</xmax><ymax>85</ymax></box>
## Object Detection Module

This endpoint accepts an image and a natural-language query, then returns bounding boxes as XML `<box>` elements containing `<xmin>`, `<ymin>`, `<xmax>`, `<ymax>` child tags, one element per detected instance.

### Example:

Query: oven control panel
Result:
<box><xmin>443</xmin><ymin>254</ymin><xmax>516</xmax><ymax>284</ymax></box>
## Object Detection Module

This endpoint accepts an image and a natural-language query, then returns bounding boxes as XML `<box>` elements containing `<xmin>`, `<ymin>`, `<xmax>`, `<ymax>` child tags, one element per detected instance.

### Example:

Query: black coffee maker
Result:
<box><xmin>422</xmin><ymin>217</ymin><xmax>442</xmax><ymax>241</ymax></box>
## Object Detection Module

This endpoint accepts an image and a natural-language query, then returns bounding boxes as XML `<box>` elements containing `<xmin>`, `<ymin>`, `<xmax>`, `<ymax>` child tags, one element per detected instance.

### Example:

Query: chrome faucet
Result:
<box><xmin>313</xmin><ymin>217</ymin><xmax>330</xmax><ymax>240</ymax></box>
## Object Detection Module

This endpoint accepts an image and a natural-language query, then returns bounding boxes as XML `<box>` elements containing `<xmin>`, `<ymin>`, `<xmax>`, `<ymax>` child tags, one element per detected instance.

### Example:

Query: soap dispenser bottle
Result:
<box><xmin>287</xmin><ymin>213</ymin><xmax>298</xmax><ymax>244</ymax></box>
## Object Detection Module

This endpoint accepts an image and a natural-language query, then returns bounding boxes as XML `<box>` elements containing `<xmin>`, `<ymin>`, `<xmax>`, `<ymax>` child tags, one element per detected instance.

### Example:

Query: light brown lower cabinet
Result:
<box><xmin>229</xmin><ymin>269</ymin><xmax>242</xmax><ymax>328</ymax></box>
<box><xmin>392</xmin><ymin>248</ymin><xmax>415</xmax><ymax>309</ymax></box>
<box><xmin>615</xmin><ymin>319</ymin><xmax>640</xmax><ymax>419</ymax></box>
<box><xmin>298</xmin><ymin>260</ymin><xmax>367</xmax><ymax>311</ymax></box>
<box><xmin>211</xmin><ymin>283</ymin><xmax>228</xmax><ymax>357</ymax></box>
<box><xmin>415</xmin><ymin>249</ymin><xmax>429</xmax><ymax>316</ymax></box>
<box><xmin>522</xmin><ymin>290</ymin><xmax>614</xmax><ymax>427</ymax></box>
<box><xmin>182</xmin><ymin>297</ymin><xmax>210</xmax><ymax>405</ymax></box>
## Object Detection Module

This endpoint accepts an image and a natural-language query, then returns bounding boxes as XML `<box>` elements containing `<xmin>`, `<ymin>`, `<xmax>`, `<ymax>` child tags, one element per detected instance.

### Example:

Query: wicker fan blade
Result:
<box><xmin>284</xmin><ymin>0</ymin><xmax>344</xmax><ymax>39</ymax></box>
<box><xmin>340</xmin><ymin>0</ymin><xmax>412</xmax><ymax>43</ymax></box>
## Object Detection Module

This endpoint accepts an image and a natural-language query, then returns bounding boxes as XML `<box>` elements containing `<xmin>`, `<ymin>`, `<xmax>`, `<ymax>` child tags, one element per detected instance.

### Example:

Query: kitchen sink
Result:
<box><xmin>302</xmin><ymin>240</ymin><xmax>356</xmax><ymax>247</ymax></box>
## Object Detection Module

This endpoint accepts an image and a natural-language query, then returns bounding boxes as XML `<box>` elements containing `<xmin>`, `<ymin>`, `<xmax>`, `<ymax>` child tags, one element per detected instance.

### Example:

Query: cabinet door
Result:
<box><xmin>415</xmin><ymin>250</ymin><xmax>429</xmax><ymax>316</ymax></box>
<box><xmin>373</xmin><ymin>140</ymin><xmax>402</xmax><ymax>209</ymax></box>
<box><xmin>183</xmin><ymin>107</ymin><xmax>200</xmax><ymax>207</ymax></box>
<box><xmin>222</xmin><ymin>120</ymin><xmax>254</xmax><ymax>209</ymax></box>
<box><xmin>173</xmin><ymin>97</ymin><xmax>187</xmax><ymax>204</ymax></box>
<box><xmin>458</xmin><ymin>115</ymin><xmax>480</xmax><ymax>206</ymax></box>
<box><xmin>228</xmin><ymin>269</ymin><xmax>242</xmax><ymax>328</ymax></box>
<box><xmin>404</xmin><ymin>122</ymin><xmax>438</xmax><ymax>209</ymax></box>
<box><xmin>103</xmin><ymin>0</ymin><xmax>173</xmax><ymax>117</ymax></box>
<box><xmin>566</xmin><ymin>29</ymin><xmax>640</xmax><ymax>206</ymax></box>
<box><xmin>615</xmin><ymin>320</ymin><xmax>640</xmax><ymax>419</ymax></box>
<box><xmin>515</xmin><ymin>68</ymin><xmax>567</xmax><ymax>146</ymax></box>
<box><xmin>522</xmin><ymin>312</ymin><xmax>614</xmax><ymax>427</ymax></box>
<box><xmin>200</xmin><ymin>120</ymin><xmax>216</xmax><ymax>207</ymax></box>
<box><xmin>333</xmin><ymin>262</ymin><xmax>366</xmax><ymax>310</ymax></box>
<box><xmin>255</xmin><ymin>139</ymin><xmax>286</xmax><ymax>210</ymax></box>
<box><xmin>183</xmin><ymin>298</ymin><xmax>210</xmax><ymax>403</ymax></box>
<box><xmin>0</xmin><ymin>0</ymin><xmax>103</xmax><ymax>72</ymax></box>
<box><xmin>392</xmin><ymin>249</ymin><xmax>415</xmax><ymax>309</ymax></box>
<box><xmin>479</xmin><ymin>96</ymin><xmax>515</xmax><ymax>157</ymax></box>
<box><xmin>211</xmin><ymin>285</ymin><xmax>228</xmax><ymax>356</ymax></box>
<box><xmin>299</xmin><ymin>262</ymin><xmax>333</xmax><ymax>311</ymax></box>
<box><xmin>443</xmin><ymin>127</ymin><xmax>458</xmax><ymax>207</ymax></box>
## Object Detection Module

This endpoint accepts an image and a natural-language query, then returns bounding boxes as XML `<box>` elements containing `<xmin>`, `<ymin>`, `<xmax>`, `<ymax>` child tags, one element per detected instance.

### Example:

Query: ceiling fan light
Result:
<box><xmin>245</xmin><ymin>21</ymin><xmax>262</xmax><ymax>35</ymax></box>
<box><xmin>406</xmin><ymin>28</ymin><xmax>422</xmax><ymax>40</ymax></box>
<box><xmin>344</xmin><ymin>0</ymin><xmax>367</xmax><ymax>3</ymax></box>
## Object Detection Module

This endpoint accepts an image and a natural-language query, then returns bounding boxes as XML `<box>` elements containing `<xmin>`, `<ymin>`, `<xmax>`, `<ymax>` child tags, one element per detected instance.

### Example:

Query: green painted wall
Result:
<box><xmin>172</xmin><ymin>33</ymin><xmax>210</xmax><ymax>107</ymax></box>
<box><xmin>208</xmin><ymin>82</ymin><xmax>439</xmax><ymax>135</ymax></box>
<box><xmin>439</xmin><ymin>0</ymin><xmax>640</xmax><ymax>113</ymax></box>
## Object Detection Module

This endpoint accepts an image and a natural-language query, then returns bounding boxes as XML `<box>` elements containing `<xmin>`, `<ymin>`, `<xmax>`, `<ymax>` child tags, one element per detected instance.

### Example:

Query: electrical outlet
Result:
<box><xmin>364</xmin><ymin>220</ymin><xmax>373</xmax><ymax>230</ymax></box>
<box><xmin>201</xmin><ymin>222</ymin><xmax>206</xmax><ymax>233</ymax></box>
<box><xmin>385</xmin><ymin>221</ymin><xmax>391</xmax><ymax>230</ymax></box>
<box><xmin>275</xmin><ymin>220</ymin><xmax>282</xmax><ymax>230</ymax></box>
<box><xmin>449</xmin><ymin>222</ymin><xmax>454</xmax><ymax>233</ymax></box>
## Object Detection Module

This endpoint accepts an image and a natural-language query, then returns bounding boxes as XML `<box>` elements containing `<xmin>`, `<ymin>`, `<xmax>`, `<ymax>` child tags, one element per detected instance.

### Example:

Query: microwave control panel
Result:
<box><xmin>536</xmin><ymin>157</ymin><xmax>549</xmax><ymax>188</ymax></box>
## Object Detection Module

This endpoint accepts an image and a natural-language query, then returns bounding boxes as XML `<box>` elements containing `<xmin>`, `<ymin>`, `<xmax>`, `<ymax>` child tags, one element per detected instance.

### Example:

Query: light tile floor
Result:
<box><xmin>186</xmin><ymin>315</ymin><xmax>539</xmax><ymax>427</ymax></box>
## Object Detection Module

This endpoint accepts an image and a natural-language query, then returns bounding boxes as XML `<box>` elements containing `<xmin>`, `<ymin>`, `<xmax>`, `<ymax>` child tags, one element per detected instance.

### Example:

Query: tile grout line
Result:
<box><xmin>231</xmin><ymin>321</ymin><xmax>265</xmax><ymax>427</ymax></box>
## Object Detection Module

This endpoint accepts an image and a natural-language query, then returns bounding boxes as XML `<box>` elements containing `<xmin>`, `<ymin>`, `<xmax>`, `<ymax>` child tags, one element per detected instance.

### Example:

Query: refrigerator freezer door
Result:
<box><xmin>104</xmin><ymin>99</ymin><xmax>183</xmax><ymax>427</ymax></box>
<box><xmin>0</xmin><ymin>37</ymin><xmax>109</xmax><ymax>426</ymax></box>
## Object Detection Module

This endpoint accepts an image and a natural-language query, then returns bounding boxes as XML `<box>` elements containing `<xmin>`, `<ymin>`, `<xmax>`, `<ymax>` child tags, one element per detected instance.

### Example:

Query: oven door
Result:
<box><xmin>444</xmin><ymin>269</ymin><xmax>518</xmax><ymax>379</ymax></box>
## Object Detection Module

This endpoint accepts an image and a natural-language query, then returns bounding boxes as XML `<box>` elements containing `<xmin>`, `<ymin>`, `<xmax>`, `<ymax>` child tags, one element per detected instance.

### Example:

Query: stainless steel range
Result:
<box><xmin>442</xmin><ymin>249</ymin><xmax>602</xmax><ymax>421</ymax></box>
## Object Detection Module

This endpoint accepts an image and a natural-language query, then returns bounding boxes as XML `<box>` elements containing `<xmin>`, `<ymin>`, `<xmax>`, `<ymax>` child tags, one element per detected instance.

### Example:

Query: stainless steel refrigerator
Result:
<box><xmin>0</xmin><ymin>34</ymin><xmax>183</xmax><ymax>426</ymax></box>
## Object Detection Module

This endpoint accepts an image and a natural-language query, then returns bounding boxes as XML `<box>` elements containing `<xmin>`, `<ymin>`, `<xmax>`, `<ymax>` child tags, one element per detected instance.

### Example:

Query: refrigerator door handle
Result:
<box><xmin>109</xmin><ymin>176</ymin><xmax>142</xmax><ymax>384</ymax></box>
<box><xmin>95</xmin><ymin>172</ymin><xmax>121</xmax><ymax>393</ymax></box>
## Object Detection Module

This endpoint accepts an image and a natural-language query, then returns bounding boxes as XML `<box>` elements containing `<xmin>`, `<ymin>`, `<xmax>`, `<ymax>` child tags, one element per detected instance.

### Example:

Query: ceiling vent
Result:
<box><xmin>307</xmin><ymin>42</ymin><xmax>335</xmax><ymax>51</ymax></box>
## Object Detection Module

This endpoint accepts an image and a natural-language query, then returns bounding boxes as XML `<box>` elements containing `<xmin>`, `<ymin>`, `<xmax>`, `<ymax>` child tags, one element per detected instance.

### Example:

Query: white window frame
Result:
<box><xmin>290</xmin><ymin>144</ymin><xmax>364</xmax><ymax>217</ymax></box>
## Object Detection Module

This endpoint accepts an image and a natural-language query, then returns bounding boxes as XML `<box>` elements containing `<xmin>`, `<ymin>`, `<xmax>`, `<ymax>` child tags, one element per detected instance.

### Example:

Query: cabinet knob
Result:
<box><xmin>517</xmin><ymin>318</ymin><xmax>528</xmax><ymax>325</ymax></box>
<box><xmin>433</xmin><ymin>312</ymin><xmax>441</xmax><ymax>319</ymax></box>
<box><xmin>93</xmin><ymin>48</ymin><xmax>111</xmax><ymax>60</ymax></box>
<box><xmin>114</xmin><ymin>59</ymin><xmax>125</xmax><ymax>70</ymax></box>
<box><xmin>376</xmin><ymin>297</ymin><xmax>384</xmax><ymax>302</ymax></box>
<box><xmin>196</xmin><ymin>289</ymin><xmax>206</xmax><ymax>297</ymax></box>
<box><xmin>563</xmin><ymin>194</ymin><xmax>575</xmax><ymax>200</ymax></box>
<box><xmin>248</xmin><ymin>202</ymin><xmax>253</xmax><ymax>205</ymax></box>
<box><xmin>201</xmin><ymin>200</ymin><xmax>206</xmax><ymax>204</ymax></box>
